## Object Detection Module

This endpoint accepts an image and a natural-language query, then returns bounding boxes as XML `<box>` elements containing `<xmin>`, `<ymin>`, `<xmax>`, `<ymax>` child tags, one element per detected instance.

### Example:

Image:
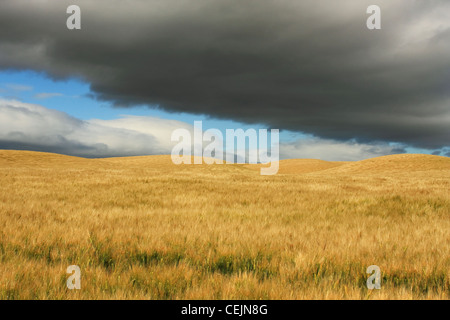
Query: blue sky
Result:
<box><xmin>0</xmin><ymin>69</ymin><xmax>305</xmax><ymax>140</ymax></box>
<box><xmin>0</xmin><ymin>69</ymin><xmax>435</xmax><ymax>159</ymax></box>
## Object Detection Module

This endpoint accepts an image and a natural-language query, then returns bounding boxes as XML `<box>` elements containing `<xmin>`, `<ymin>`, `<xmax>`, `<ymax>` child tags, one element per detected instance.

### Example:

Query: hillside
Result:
<box><xmin>2</xmin><ymin>150</ymin><xmax>450</xmax><ymax>176</ymax></box>
<box><xmin>244</xmin><ymin>159</ymin><xmax>349</xmax><ymax>174</ymax></box>
<box><xmin>315</xmin><ymin>154</ymin><xmax>450</xmax><ymax>175</ymax></box>
<box><xmin>0</xmin><ymin>150</ymin><xmax>97</xmax><ymax>168</ymax></box>
<box><xmin>0</xmin><ymin>150</ymin><xmax>448</xmax><ymax>299</ymax></box>
<box><xmin>1</xmin><ymin>150</ymin><xmax>449</xmax><ymax>176</ymax></box>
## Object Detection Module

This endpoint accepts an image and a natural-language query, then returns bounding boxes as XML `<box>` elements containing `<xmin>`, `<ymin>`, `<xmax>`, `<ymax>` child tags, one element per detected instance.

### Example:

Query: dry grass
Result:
<box><xmin>244</xmin><ymin>158</ymin><xmax>349</xmax><ymax>174</ymax></box>
<box><xmin>0</xmin><ymin>150</ymin><xmax>448</xmax><ymax>300</ymax></box>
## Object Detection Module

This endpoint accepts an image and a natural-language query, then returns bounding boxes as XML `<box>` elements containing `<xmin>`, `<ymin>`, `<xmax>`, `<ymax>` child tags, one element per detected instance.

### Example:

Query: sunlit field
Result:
<box><xmin>0</xmin><ymin>150</ymin><xmax>448</xmax><ymax>299</ymax></box>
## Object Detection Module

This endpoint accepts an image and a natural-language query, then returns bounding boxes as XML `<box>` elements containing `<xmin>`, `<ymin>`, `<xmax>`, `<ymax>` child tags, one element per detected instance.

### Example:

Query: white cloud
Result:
<box><xmin>5</xmin><ymin>84</ymin><xmax>33</xmax><ymax>92</ymax></box>
<box><xmin>280</xmin><ymin>137</ymin><xmax>406</xmax><ymax>161</ymax></box>
<box><xmin>33</xmin><ymin>92</ymin><xmax>63</xmax><ymax>99</ymax></box>
<box><xmin>0</xmin><ymin>99</ymin><xmax>406</xmax><ymax>160</ymax></box>
<box><xmin>0</xmin><ymin>99</ymin><xmax>192</xmax><ymax>157</ymax></box>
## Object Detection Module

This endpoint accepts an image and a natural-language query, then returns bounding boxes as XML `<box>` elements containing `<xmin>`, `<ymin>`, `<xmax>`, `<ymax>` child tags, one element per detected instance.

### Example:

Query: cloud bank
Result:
<box><xmin>0</xmin><ymin>99</ymin><xmax>406</xmax><ymax>160</ymax></box>
<box><xmin>0</xmin><ymin>0</ymin><xmax>449</xmax><ymax>150</ymax></box>
<box><xmin>0</xmin><ymin>99</ymin><xmax>191</xmax><ymax>158</ymax></box>
<box><xmin>279</xmin><ymin>137</ymin><xmax>405</xmax><ymax>162</ymax></box>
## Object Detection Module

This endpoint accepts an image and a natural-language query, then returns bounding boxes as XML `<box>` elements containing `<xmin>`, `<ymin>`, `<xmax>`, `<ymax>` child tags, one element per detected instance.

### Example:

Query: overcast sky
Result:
<box><xmin>0</xmin><ymin>0</ymin><xmax>449</xmax><ymax>159</ymax></box>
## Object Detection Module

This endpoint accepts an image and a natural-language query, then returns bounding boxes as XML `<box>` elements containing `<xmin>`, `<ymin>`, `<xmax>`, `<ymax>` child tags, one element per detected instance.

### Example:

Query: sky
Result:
<box><xmin>0</xmin><ymin>0</ymin><xmax>449</xmax><ymax>160</ymax></box>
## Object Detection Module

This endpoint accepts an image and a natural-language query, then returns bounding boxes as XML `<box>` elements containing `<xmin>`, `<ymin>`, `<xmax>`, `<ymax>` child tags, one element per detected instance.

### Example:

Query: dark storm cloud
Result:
<box><xmin>0</xmin><ymin>0</ymin><xmax>449</xmax><ymax>149</ymax></box>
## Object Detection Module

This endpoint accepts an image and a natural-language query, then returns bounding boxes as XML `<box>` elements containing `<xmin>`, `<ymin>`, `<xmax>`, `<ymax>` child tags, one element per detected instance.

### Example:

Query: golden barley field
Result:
<box><xmin>0</xmin><ymin>150</ymin><xmax>449</xmax><ymax>300</ymax></box>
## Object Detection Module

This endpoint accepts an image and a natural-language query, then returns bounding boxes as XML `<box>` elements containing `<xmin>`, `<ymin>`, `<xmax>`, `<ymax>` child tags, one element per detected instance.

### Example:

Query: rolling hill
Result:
<box><xmin>314</xmin><ymin>154</ymin><xmax>450</xmax><ymax>175</ymax></box>
<box><xmin>0</xmin><ymin>150</ymin><xmax>448</xmax><ymax>300</ymax></box>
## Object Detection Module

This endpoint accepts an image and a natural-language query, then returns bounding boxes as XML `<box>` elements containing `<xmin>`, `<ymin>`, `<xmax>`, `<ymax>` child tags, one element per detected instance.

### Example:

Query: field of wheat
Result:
<box><xmin>0</xmin><ymin>150</ymin><xmax>448</xmax><ymax>299</ymax></box>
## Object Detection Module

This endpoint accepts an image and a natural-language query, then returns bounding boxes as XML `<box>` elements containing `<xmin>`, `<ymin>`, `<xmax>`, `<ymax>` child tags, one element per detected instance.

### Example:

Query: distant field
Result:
<box><xmin>0</xmin><ymin>150</ymin><xmax>449</xmax><ymax>299</ymax></box>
